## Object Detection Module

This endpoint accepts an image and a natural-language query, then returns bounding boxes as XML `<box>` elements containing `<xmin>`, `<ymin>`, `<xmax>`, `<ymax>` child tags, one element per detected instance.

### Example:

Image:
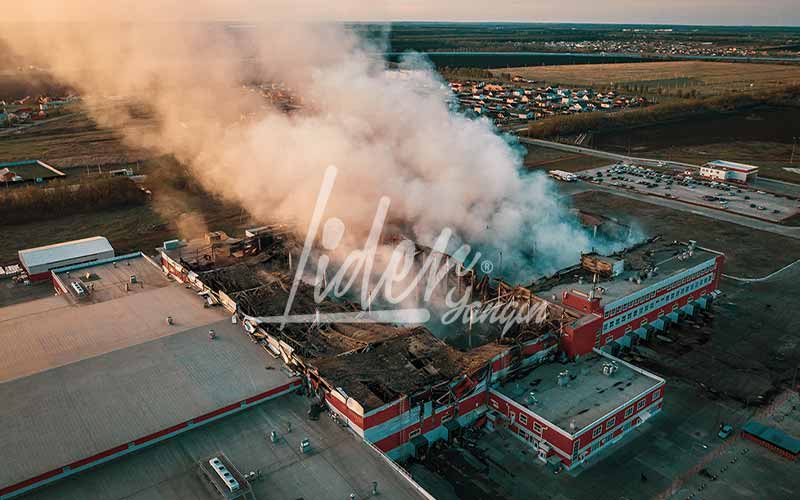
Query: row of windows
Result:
<box><xmin>604</xmin><ymin>264</ymin><xmax>715</xmax><ymax>319</ymax></box>
<box><xmin>515</xmin><ymin>411</ymin><xmax>544</xmax><ymax>434</ymax></box>
<box><xmin>407</xmin><ymin>412</ymin><xmax>454</xmax><ymax>439</ymax></box>
<box><xmin>588</xmin><ymin>388</ymin><xmax>662</xmax><ymax>442</ymax></box>
<box><xmin>601</xmin><ymin>274</ymin><xmax>714</xmax><ymax>334</ymax></box>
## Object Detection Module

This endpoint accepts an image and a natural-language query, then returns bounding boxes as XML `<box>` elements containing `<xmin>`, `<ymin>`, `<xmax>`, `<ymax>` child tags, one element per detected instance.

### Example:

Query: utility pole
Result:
<box><xmin>467</xmin><ymin>305</ymin><xmax>474</xmax><ymax>349</ymax></box>
<box><xmin>791</xmin><ymin>137</ymin><xmax>798</xmax><ymax>164</ymax></box>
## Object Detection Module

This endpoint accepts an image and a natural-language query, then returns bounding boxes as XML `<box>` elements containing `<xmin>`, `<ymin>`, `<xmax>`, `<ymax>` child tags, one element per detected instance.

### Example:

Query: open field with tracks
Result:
<box><xmin>493</xmin><ymin>61</ymin><xmax>800</xmax><ymax>97</ymax></box>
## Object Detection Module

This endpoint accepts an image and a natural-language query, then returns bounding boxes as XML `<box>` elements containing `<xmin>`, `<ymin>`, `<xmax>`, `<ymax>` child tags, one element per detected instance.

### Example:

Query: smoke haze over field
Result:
<box><xmin>2</xmin><ymin>2</ymin><xmax>636</xmax><ymax>284</ymax></box>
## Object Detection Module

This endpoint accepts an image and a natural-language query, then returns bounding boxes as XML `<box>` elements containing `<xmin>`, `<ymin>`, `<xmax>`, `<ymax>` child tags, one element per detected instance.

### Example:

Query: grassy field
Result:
<box><xmin>491</xmin><ymin>61</ymin><xmax>800</xmax><ymax>98</ymax></box>
<box><xmin>0</xmin><ymin>110</ymin><xmax>151</xmax><ymax>168</ymax></box>
<box><xmin>0</xmin><ymin>189</ymin><xmax>252</xmax><ymax>264</ymax></box>
<box><xmin>571</xmin><ymin>190</ymin><xmax>800</xmax><ymax>277</ymax></box>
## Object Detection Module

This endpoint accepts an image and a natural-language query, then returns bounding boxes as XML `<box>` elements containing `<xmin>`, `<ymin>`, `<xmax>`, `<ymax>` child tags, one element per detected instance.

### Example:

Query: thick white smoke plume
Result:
<box><xmin>2</xmin><ymin>4</ymin><xmax>633</xmax><ymax>284</ymax></box>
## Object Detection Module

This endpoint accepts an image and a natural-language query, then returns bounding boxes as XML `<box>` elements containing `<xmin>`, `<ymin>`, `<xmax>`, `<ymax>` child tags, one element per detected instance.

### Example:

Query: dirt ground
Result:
<box><xmin>495</xmin><ymin>61</ymin><xmax>800</xmax><ymax>97</ymax></box>
<box><xmin>523</xmin><ymin>144</ymin><xmax>610</xmax><ymax>172</ymax></box>
<box><xmin>628</xmin><ymin>268</ymin><xmax>800</xmax><ymax>403</ymax></box>
<box><xmin>593</xmin><ymin>105</ymin><xmax>800</xmax><ymax>182</ymax></box>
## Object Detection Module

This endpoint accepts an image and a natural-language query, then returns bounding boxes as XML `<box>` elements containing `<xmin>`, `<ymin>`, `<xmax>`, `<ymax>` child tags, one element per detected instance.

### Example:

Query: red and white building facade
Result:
<box><xmin>320</xmin><ymin>334</ymin><xmax>559</xmax><ymax>461</ymax></box>
<box><xmin>159</xmin><ymin>241</ymin><xmax>723</xmax><ymax>470</ymax></box>
<box><xmin>558</xmin><ymin>249</ymin><xmax>724</xmax><ymax>359</ymax></box>
<box><xmin>487</xmin><ymin>351</ymin><xmax>665</xmax><ymax>470</ymax></box>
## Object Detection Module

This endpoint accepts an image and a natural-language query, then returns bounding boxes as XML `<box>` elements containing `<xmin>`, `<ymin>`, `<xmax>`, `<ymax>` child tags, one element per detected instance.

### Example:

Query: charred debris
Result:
<box><xmin>164</xmin><ymin>225</ymin><xmax>667</xmax><ymax>411</ymax></box>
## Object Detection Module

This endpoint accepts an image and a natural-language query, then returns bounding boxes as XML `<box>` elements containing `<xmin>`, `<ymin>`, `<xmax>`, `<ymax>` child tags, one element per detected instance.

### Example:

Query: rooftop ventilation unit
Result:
<box><xmin>602</xmin><ymin>361</ymin><xmax>619</xmax><ymax>376</ymax></box>
<box><xmin>70</xmin><ymin>281</ymin><xmax>86</xmax><ymax>296</ymax></box>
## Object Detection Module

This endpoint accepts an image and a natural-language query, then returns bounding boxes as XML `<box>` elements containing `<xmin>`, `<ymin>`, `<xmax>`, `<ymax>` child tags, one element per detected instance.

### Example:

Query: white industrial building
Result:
<box><xmin>699</xmin><ymin>160</ymin><xmax>759</xmax><ymax>184</ymax></box>
<box><xmin>18</xmin><ymin>236</ymin><xmax>115</xmax><ymax>281</ymax></box>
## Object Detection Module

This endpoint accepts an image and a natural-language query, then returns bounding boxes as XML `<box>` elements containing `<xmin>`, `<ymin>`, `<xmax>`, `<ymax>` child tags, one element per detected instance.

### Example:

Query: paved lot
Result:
<box><xmin>558</xmin><ymin>181</ymin><xmax>800</xmax><ymax>240</ymax></box>
<box><xmin>669</xmin><ymin>392</ymin><xmax>800</xmax><ymax>500</ymax></box>
<box><xmin>0</xmin><ymin>278</ymin><xmax>53</xmax><ymax>308</ymax></box>
<box><xmin>411</xmin><ymin>380</ymin><xmax>755</xmax><ymax>500</ymax></box>
<box><xmin>581</xmin><ymin>164</ymin><xmax>799</xmax><ymax>223</ymax></box>
<box><xmin>20</xmin><ymin>393</ymin><xmax>428</xmax><ymax>500</ymax></box>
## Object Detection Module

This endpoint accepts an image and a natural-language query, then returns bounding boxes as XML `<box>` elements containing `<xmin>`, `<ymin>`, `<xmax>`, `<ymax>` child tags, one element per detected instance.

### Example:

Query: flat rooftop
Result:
<box><xmin>536</xmin><ymin>245</ymin><xmax>718</xmax><ymax>310</ymax></box>
<box><xmin>20</xmin><ymin>392</ymin><xmax>428</xmax><ymax>500</ymax></box>
<box><xmin>0</xmin><ymin>275</ymin><xmax>225</xmax><ymax>384</ymax></box>
<box><xmin>0</xmin><ymin>160</ymin><xmax>65</xmax><ymax>182</ymax></box>
<box><xmin>494</xmin><ymin>352</ymin><xmax>662</xmax><ymax>433</ymax></box>
<box><xmin>54</xmin><ymin>254</ymin><xmax>169</xmax><ymax>303</ymax></box>
<box><xmin>0</xmin><ymin>281</ymin><xmax>294</xmax><ymax>492</ymax></box>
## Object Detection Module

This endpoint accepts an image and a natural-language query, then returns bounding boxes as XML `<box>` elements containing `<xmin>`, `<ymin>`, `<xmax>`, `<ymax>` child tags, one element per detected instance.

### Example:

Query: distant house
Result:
<box><xmin>0</xmin><ymin>168</ymin><xmax>15</xmax><ymax>182</ymax></box>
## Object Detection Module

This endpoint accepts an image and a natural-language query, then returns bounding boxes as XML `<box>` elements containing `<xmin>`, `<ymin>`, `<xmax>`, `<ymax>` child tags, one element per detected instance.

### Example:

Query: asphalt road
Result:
<box><xmin>520</xmin><ymin>137</ymin><xmax>701</xmax><ymax>170</ymax></box>
<box><xmin>559</xmin><ymin>180</ymin><xmax>800</xmax><ymax>239</ymax></box>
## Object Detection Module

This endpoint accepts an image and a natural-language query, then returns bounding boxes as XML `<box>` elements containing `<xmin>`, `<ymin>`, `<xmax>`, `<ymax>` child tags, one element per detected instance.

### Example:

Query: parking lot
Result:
<box><xmin>581</xmin><ymin>164</ymin><xmax>800</xmax><ymax>223</ymax></box>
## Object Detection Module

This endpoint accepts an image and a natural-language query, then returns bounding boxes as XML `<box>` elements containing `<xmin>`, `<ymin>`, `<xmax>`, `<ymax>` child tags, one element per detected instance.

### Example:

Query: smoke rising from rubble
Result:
<box><xmin>2</xmin><ymin>4</ymin><xmax>637</xmax><ymax>285</ymax></box>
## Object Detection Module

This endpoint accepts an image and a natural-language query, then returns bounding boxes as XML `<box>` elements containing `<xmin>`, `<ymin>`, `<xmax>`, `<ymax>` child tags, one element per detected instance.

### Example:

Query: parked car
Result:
<box><xmin>718</xmin><ymin>424</ymin><xmax>734</xmax><ymax>439</ymax></box>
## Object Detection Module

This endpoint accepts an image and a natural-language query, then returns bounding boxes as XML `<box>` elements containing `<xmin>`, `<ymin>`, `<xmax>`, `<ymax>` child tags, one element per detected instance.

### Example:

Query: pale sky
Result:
<box><xmin>12</xmin><ymin>1</ymin><xmax>800</xmax><ymax>26</ymax></box>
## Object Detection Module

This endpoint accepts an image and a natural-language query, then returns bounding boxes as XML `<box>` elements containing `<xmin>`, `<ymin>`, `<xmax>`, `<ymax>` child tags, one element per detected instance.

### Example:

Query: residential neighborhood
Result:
<box><xmin>0</xmin><ymin>94</ymin><xmax>78</xmax><ymax>128</ymax></box>
<box><xmin>449</xmin><ymin>79</ymin><xmax>649</xmax><ymax>127</ymax></box>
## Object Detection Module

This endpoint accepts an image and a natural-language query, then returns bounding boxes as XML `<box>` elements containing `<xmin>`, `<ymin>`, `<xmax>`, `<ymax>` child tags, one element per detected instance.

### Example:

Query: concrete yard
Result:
<box><xmin>19</xmin><ymin>393</ymin><xmax>429</xmax><ymax>500</ymax></box>
<box><xmin>669</xmin><ymin>392</ymin><xmax>800</xmax><ymax>500</ymax></box>
<box><xmin>411</xmin><ymin>380</ymin><xmax>760</xmax><ymax>500</ymax></box>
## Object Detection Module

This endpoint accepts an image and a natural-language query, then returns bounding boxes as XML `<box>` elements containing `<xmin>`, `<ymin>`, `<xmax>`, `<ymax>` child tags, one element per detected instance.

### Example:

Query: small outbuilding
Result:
<box><xmin>699</xmin><ymin>160</ymin><xmax>759</xmax><ymax>184</ymax></box>
<box><xmin>18</xmin><ymin>236</ymin><xmax>115</xmax><ymax>280</ymax></box>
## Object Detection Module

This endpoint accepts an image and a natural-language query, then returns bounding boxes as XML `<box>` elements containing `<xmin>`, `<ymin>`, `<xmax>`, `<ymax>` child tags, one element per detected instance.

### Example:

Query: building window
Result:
<box><xmin>637</xmin><ymin>399</ymin><xmax>647</xmax><ymax>411</ymax></box>
<box><xmin>490</xmin><ymin>399</ymin><xmax>499</xmax><ymax>409</ymax></box>
<box><xmin>592</xmin><ymin>426</ymin><xmax>602</xmax><ymax>438</ymax></box>
<box><xmin>652</xmin><ymin>389</ymin><xmax>661</xmax><ymax>401</ymax></box>
<box><xmin>409</xmin><ymin>429</ymin><xmax>421</xmax><ymax>439</ymax></box>
<box><xmin>605</xmin><ymin>335</ymin><xmax>613</xmax><ymax>345</ymax></box>
<box><xmin>624</xmin><ymin>406</ymin><xmax>634</xmax><ymax>418</ymax></box>
<box><xmin>606</xmin><ymin>417</ymin><xmax>616</xmax><ymax>430</ymax></box>
<box><xmin>533</xmin><ymin>422</ymin><xmax>543</xmax><ymax>434</ymax></box>
<box><xmin>441</xmin><ymin>414</ymin><xmax>452</xmax><ymax>424</ymax></box>
<box><xmin>518</xmin><ymin>413</ymin><xmax>528</xmax><ymax>425</ymax></box>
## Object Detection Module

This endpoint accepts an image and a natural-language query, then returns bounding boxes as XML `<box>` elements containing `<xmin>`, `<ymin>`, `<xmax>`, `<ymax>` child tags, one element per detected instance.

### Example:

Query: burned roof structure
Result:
<box><xmin>311</xmin><ymin>327</ymin><xmax>469</xmax><ymax>411</ymax></box>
